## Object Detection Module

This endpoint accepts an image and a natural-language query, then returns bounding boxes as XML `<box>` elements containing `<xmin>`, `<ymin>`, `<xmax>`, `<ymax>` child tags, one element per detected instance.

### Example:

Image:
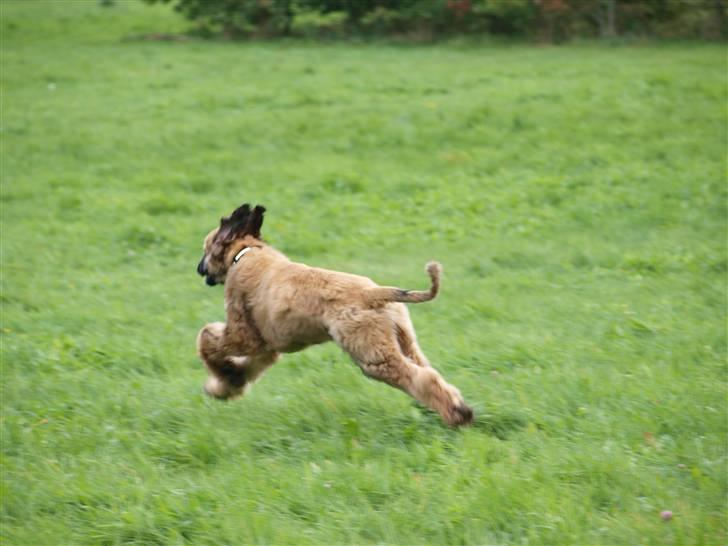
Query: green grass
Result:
<box><xmin>1</xmin><ymin>1</ymin><xmax>726</xmax><ymax>544</ymax></box>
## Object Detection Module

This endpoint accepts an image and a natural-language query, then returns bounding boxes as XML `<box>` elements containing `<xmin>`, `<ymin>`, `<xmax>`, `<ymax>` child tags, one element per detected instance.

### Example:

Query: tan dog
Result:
<box><xmin>196</xmin><ymin>203</ymin><xmax>473</xmax><ymax>427</ymax></box>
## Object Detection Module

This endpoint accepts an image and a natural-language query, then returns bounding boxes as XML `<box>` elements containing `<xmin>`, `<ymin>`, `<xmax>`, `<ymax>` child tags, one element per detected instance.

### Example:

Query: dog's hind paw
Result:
<box><xmin>448</xmin><ymin>404</ymin><xmax>474</xmax><ymax>427</ymax></box>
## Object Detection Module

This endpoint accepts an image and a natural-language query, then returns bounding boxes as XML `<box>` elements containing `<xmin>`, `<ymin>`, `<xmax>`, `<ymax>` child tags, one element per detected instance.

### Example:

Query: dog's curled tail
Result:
<box><xmin>365</xmin><ymin>261</ymin><xmax>442</xmax><ymax>306</ymax></box>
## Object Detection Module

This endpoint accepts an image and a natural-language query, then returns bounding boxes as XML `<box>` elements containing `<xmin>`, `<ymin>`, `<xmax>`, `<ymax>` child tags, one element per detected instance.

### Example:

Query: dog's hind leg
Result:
<box><xmin>388</xmin><ymin>305</ymin><xmax>432</xmax><ymax>368</ymax></box>
<box><xmin>332</xmin><ymin>314</ymin><xmax>473</xmax><ymax>427</ymax></box>
<box><xmin>394</xmin><ymin>322</ymin><xmax>431</xmax><ymax>369</ymax></box>
<box><xmin>196</xmin><ymin>322</ymin><xmax>278</xmax><ymax>399</ymax></box>
<box><xmin>360</xmin><ymin>350</ymin><xmax>472</xmax><ymax>426</ymax></box>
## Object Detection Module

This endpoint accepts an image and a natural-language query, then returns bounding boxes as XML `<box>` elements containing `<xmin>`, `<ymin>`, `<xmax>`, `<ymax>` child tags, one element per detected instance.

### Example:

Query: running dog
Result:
<box><xmin>196</xmin><ymin>203</ymin><xmax>473</xmax><ymax>426</ymax></box>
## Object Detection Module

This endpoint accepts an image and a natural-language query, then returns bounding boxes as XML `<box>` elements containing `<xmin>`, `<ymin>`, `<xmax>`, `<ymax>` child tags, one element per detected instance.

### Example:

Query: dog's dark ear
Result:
<box><xmin>230</xmin><ymin>203</ymin><xmax>251</xmax><ymax>223</ymax></box>
<box><xmin>218</xmin><ymin>203</ymin><xmax>251</xmax><ymax>242</ymax></box>
<box><xmin>245</xmin><ymin>205</ymin><xmax>266</xmax><ymax>239</ymax></box>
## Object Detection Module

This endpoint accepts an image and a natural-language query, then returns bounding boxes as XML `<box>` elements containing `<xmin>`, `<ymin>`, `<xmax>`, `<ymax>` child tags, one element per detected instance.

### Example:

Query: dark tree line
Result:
<box><xmin>142</xmin><ymin>0</ymin><xmax>727</xmax><ymax>40</ymax></box>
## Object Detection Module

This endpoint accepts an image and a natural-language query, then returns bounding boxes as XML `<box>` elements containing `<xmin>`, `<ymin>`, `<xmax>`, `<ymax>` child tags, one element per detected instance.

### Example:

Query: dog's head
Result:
<box><xmin>197</xmin><ymin>203</ymin><xmax>266</xmax><ymax>286</ymax></box>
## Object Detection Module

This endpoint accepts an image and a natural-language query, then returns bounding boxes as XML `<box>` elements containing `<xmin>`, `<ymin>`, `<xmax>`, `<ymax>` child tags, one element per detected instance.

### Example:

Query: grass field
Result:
<box><xmin>1</xmin><ymin>1</ymin><xmax>726</xmax><ymax>544</ymax></box>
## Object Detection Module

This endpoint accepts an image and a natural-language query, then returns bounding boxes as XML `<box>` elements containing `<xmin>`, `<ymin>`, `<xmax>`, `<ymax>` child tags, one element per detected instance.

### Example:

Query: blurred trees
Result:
<box><xmin>143</xmin><ymin>0</ymin><xmax>726</xmax><ymax>40</ymax></box>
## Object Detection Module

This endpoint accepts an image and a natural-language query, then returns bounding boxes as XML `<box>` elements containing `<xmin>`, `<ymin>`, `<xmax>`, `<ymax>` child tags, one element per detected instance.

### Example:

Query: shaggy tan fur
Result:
<box><xmin>196</xmin><ymin>203</ymin><xmax>473</xmax><ymax>427</ymax></box>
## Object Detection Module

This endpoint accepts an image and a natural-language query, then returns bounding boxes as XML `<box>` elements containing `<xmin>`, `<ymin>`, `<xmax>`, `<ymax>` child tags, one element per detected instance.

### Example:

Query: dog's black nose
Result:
<box><xmin>197</xmin><ymin>258</ymin><xmax>207</xmax><ymax>276</ymax></box>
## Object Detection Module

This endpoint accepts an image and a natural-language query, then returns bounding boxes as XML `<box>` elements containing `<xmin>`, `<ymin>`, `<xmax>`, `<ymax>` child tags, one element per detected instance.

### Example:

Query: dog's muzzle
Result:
<box><xmin>197</xmin><ymin>257</ymin><xmax>218</xmax><ymax>286</ymax></box>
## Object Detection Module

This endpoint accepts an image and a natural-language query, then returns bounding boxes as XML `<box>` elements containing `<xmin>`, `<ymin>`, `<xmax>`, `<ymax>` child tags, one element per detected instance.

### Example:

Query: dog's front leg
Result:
<box><xmin>196</xmin><ymin>322</ymin><xmax>278</xmax><ymax>400</ymax></box>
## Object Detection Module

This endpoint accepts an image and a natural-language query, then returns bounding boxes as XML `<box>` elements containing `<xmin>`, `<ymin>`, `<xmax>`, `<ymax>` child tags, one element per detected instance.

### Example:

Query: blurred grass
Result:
<box><xmin>1</xmin><ymin>1</ymin><xmax>726</xmax><ymax>545</ymax></box>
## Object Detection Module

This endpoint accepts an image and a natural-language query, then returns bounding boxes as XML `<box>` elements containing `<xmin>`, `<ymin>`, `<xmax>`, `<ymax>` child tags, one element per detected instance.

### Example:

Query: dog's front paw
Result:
<box><xmin>219</xmin><ymin>359</ymin><xmax>248</xmax><ymax>387</ymax></box>
<box><xmin>203</xmin><ymin>376</ymin><xmax>245</xmax><ymax>400</ymax></box>
<box><xmin>203</xmin><ymin>376</ymin><xmax>229</xmax><ymax>399</ymax></box>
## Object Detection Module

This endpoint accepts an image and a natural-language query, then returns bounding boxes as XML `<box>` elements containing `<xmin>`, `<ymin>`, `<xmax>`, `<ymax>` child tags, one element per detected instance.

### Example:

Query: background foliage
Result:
<box><xmin>143</xmin><ymin>0</ymin><xmax>727</xmax><ymax>40</ymax></box>
<box><xmin>1</xmin><ymin>1</ymin><xmax>726</xmax><ymax>545</ymax></box>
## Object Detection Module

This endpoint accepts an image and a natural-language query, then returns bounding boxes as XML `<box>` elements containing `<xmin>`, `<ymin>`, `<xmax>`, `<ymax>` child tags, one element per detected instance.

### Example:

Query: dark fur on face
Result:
<box><xmin>197</xmin><ymin>204</ymin><xmax>266</xmax><ymax>286</ymax></box>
